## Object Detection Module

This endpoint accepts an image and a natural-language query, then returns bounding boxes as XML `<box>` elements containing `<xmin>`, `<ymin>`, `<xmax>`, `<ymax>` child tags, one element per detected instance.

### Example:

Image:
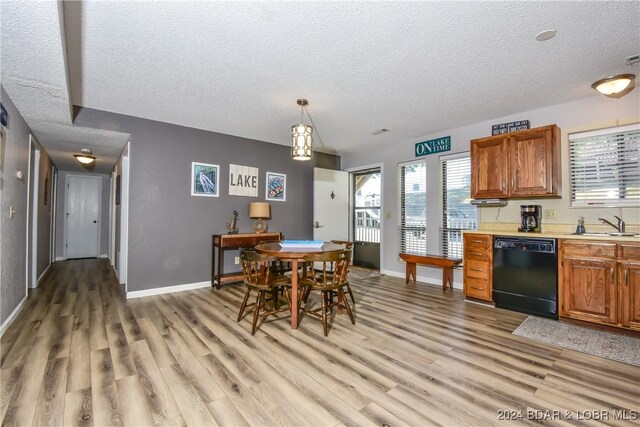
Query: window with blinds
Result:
<box><xmin>569</xmin><ymin>123</ymin><xmax>640</xmax><ymax>207</ymax></box>
<box><xmin>440</xmin><ymin>153</ymin><xmax>477</xmax><ymax>260</ymax></box>
<box><xmin>399</xmin><ymin>160</ymin><xmax>427</xmax><ymax>254</ymax></box>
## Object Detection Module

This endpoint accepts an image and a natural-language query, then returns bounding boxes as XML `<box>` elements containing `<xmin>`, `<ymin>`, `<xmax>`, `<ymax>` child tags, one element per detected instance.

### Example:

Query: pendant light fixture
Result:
<box><xmin>74</xmin><ymin>148</ymin><xmax>96</xmax><ymax>165</ymax></box>
<box><xmin>591</xmin><ymin>74</ymin><xmax>635</xmax><ymax>98</ymax></box>
<box><xmin>291</xmin><ymin>98</ymin><xmax>313</xmax><ymax>161</ymax></box>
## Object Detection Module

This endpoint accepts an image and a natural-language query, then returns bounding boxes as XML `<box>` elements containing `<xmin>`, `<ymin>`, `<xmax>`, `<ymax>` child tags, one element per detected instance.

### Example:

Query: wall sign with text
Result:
<box><xmin>492</xmin><ymin>120</ymin><xmax>530</xmax><ymax>135</ymax></box>
<box><xmin>229</xmin><ymin>164</ymin><xmax>259</xmax><ymax>197</ymax></box>
<box><xmin>415</xmin><ymin>136</ymin><xmax>451</xmax><ymax>157</ymax></box>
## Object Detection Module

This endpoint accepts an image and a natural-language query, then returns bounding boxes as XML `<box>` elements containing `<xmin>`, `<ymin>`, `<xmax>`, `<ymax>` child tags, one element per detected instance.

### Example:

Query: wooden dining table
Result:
<box><xmin>254</xmin><ymin>241</ymin><xmax>343</xmax><ymax>329</ymax></box>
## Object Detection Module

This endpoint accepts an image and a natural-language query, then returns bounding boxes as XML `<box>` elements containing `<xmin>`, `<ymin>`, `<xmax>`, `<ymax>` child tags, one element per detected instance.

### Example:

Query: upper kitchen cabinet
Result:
<box><xmin>471</xmin><ymin>124</ymin><xmax>561</xmax><ymax>199</ymax></box>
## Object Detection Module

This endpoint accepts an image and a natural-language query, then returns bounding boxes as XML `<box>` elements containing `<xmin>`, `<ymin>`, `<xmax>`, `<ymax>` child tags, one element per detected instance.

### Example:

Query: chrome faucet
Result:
<box><xmin>598</xmin><ymin>216</ymin><xmax>625</xmax><ymax>233</ymax></box>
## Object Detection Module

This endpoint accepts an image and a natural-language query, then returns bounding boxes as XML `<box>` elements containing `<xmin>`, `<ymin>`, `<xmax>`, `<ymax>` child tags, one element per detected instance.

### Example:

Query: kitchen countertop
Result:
<box><xmin>463</xmin><ymin>229</ymin><xmax>640</xmax><ymax>242</ymax></box>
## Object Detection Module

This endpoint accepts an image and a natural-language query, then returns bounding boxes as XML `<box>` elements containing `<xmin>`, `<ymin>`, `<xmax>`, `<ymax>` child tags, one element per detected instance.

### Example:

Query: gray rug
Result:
<box><xmin>513</xmin><ymin>316</ymin><xmax>640</xmax><ymax>367</ymax></box>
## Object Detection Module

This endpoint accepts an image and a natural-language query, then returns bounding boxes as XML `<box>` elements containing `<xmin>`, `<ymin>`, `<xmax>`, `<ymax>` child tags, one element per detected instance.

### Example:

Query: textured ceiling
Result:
<box><xmin>2</xmin><ymin>1</ymin><xmax>639</xmax><ymax>173</ymax></box>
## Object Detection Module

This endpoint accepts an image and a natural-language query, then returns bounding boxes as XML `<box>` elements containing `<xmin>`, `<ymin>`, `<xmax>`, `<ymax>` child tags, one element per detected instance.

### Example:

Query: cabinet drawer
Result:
<box><xmin>464</xmin><ymin>234</ymin><xmax>492</xmax><ymax>251</ymax></box>
<box><xmin>562</xmin><ymin>241</ymin><xmax>616</xmax><ymax>259</ymax></box>
<box><xmin>465</xmin><ymin>259</ymin><xmax>491</xmax><ymax>279</ymax></box>
<box><xmin>619</xmin><ymin>243</ymin><xmax>640</xmax><ymax>261</ymax></box>
<box><xmin>465</xmin><ymin>277</ymin><xmax>492</xmax><ymax>300</ymax></box>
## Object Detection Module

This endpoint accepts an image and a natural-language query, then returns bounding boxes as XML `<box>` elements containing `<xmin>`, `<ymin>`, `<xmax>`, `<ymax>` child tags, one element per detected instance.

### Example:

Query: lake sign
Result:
<box><xmin>415</xmin><ymin>136</ymin><xmax>451</xmax><ymax>157</ymax></box>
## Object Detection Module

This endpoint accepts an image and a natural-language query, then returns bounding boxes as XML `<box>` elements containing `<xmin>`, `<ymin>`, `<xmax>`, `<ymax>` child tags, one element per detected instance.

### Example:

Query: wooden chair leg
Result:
<box><xmin>272</xmin><ymin>288</ymin><xmax>279</xmax><ymax>309</ymax></box>
<box><xmin>339</xmin><ymin>288</ymin><xmax>355</xmax><ymax>325</ymax></box>
<box><xmin>321</xmin><ymin>291</ymin><xmax>329</xmax><ymax>336</ymax></box>
<box><xmin>238</xmin><ymin>288</ymin><xmax>251</xmax><ymax>322</ymax></box>
<box><xmin>345</xmin><ymin>282</ymin><xmax>355</xmax><ymax>304</ymax></box>
<box><xmin>251</xmin><ymin>291</ymin><xmax>263</xmax><ymax>335</ymax></box>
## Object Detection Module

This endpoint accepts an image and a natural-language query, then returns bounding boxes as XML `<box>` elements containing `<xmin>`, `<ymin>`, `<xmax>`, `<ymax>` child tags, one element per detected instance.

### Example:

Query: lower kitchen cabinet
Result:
<box><xmin>463</xmin><ymin>234</ymin><xmax>493</xmax><ymax>301</ymax></box>
<box><xmin>619</xmin><ymin>251</ymin><xmax>640</xmax><ymax>331</ymax></box>
<box><xmin>560</xmin><ymin>240</ymin><xmax>640</xmax><ymax>331</ymax></box>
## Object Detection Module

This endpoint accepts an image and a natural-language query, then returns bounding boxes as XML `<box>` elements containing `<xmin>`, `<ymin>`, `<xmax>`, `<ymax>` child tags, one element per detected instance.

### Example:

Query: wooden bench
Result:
<box><xmin>399</xmin><ymin>253</ymin><xmax>462</xmax><ymax>291</ymax></box>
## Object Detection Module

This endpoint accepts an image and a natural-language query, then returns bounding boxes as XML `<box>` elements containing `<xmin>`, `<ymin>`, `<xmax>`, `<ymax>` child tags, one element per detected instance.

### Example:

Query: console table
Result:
<box><xmin>211</xmin><ymin>232</ymin><xmax>282</xmax><ymax>288</ymax></box>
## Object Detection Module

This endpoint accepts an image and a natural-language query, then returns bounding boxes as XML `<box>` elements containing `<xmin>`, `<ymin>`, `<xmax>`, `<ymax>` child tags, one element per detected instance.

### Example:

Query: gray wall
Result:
<box><xmin>74</xmin><ymin>107</ymin><xmax>339</xmax><ymax>292</ymax></box>
<box><xmin>55</xmin><ymin>170</ymin><xmax>110</xmax><ymax>259</ymax></box>
<box><xmin>341</xmin><ymin>92</ymin><xmax>640</xmax><ymax>287</ymax></box>
<box><xmin>1</xmin><ymin>88</ymin><xmax>31</xmax><ymax>325</ymax></box>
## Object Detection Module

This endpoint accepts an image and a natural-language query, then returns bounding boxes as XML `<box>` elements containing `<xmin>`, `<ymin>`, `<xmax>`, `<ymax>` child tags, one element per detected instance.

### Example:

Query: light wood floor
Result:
<box><xmin>1</xmin><ymin>259</ymin><xmax>639</xmax><ymax>426</ymax></box>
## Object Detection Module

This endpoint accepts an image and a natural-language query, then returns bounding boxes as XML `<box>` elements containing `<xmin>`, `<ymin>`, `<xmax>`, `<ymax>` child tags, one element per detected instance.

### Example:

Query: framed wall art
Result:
<box><xmin>265</xmin><ymin>171</ymin><xmax>286</xmax><ymax>201</ymax></box>
<box><xmin>191</xmin><ymin>162</ymin><xmax>219</xmax><ymax>197</ymax></box>
<box><xmin>229</xmin><ymin>164</ymin><xmax>258</xmax><ymax>197</ymax></box>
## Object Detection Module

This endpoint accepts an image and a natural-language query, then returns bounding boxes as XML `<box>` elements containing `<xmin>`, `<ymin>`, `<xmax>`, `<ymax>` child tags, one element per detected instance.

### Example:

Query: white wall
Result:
<box><xmin>341</xmin><ymin>91</ymin><xmax>640</xmax><ymax>286</ymax></box>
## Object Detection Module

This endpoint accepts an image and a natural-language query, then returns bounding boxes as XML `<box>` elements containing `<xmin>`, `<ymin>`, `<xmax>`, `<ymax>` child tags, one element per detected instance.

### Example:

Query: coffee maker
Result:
<box><xmin>518</xmin><ymin>205</ymin><xmax>542</xmax><ymax>232</ymax></box>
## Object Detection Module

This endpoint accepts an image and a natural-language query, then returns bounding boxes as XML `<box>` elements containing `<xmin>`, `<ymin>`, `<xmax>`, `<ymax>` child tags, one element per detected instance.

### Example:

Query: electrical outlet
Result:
<box><xmin>234</xmin><ymin>256</ymin><xmax>240</xmax><ymax>265</ymax></box>
<box><xmin>544</xmin><ymin>209</ymin><xmax>557</xmax><ymax>220</ymax></box>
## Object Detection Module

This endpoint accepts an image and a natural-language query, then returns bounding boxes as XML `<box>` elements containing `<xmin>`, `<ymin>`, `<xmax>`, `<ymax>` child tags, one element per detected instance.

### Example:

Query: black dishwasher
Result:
<box><xmin>493</xmin><ymin>237</ymin><xmax>558</xmax><ymax>319</ymax></box>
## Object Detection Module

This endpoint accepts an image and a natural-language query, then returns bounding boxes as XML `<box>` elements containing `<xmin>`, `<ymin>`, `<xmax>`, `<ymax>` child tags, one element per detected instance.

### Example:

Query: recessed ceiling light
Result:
<box><xmin>535</xmin><ymin>30</ymin><xmax>557</xmax><ymax>42</ymax></box>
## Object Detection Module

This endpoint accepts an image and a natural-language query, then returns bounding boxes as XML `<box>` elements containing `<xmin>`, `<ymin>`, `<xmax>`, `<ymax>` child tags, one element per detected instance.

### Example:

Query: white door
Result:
<box><xmin>65</xmin><ymin>175</ymin><xmax>101</xmax><ymax>259</ymax></box>
<box><xmin>313</xmin><ymin>167</ymin><xmax>349</xmax><ymax>241</ymax></box>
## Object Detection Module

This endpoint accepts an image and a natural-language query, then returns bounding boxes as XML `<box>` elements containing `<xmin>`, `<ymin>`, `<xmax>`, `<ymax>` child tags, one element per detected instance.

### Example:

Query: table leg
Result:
<box><xmin>406</xmin><ymin>262</ymin><xmax>416</xmax><ymax>285</ymax></box>
<box><xmin>442</xmin><ymin>267</ymin><xmax>453</xmax><ymax>291</ymax></box>
<box><xmin>291</xmin><ymin>259</ymin><xmax>299</xmax><ymax>328</ymax></box>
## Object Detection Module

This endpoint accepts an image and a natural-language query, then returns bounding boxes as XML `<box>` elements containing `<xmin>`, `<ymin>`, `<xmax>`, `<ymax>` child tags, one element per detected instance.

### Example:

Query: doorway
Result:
<box><xmin>64</xmin><ymin>175</ymin><xmax>102</xmax><ymax>259</ymax></box>
<box><xmin>352</xmin><ymin>168</ymin><xmax>381</xmax><ymax>269</ymax></box>
<box><xmin>26</xmin><ymin>136</ymin><xmax>40</xmax><ymax>288</ymax></box>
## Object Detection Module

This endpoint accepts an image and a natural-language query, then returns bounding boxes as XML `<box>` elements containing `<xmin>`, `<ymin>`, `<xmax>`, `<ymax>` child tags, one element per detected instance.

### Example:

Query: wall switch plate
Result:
<box><xmin>544</xmin><ymin>209</ymin><xmax>557</xmax><ymax>219</ymax></box>
<box><xmin>234</xmin><ymin>256</ymin><xmax>240</xmax><ymax>264</ymax></box>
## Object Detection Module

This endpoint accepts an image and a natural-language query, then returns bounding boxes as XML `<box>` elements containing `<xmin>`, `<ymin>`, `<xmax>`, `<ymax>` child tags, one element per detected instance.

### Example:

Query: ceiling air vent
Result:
<box><xmin>626</xmin><ymin>54</ymin><xmax>640</xmax><ymax>66</ymax></box>
<box><xmin>371</xmin><ymin>128</ymin><xmax>390</xmax><ymax>135</ymax></box>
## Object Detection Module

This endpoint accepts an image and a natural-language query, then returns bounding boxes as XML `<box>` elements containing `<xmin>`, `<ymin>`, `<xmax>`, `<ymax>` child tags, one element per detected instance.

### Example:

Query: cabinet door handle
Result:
<box><xmin>471</xmin><ymin>252</ymin><xmax>484</xmax><ymax>257</ymax></box>
<box><xmin>470</xmin><ymin>268</ymin><xmax>483</xmax><ymax>272</ymax></box>
<box><xmin>470</xmin><ymin>240</ymin><xmax>483</xmax><ymax>243</ymax></box>
<box><xmin>611</xmin><ymin>268</ymin><xmax>615</xmax><ymax>284</ymax></box>
<box><xmin>470</xmin><ymin>286</ymin><xmax>484</xmax><ymax>290</ymax></box>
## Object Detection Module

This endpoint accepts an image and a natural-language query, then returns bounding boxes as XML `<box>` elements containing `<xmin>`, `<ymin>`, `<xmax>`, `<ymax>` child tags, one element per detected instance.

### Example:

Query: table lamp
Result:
<box><xmin>249</xmin><ymin>202</ymin><xmax>270</xmax><ymax>233</ymax></box>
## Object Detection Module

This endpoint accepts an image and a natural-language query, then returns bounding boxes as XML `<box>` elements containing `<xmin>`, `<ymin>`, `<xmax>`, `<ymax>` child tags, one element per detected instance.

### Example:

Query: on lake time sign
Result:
<box><xmin>415</xmin><ymin>136</ymin><xmax>451</xmax><ymax>157</ymax></box>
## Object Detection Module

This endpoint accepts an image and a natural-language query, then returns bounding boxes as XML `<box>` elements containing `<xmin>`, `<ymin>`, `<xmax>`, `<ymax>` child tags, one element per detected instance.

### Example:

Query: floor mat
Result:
<box><xmin>513</xmin><ymin>316</ymin><xmax>640</xmax><ymax>367</ymax></box>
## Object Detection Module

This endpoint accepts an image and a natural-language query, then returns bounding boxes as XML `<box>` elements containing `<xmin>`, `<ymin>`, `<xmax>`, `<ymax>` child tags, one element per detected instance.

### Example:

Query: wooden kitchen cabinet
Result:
<box><xmin>560</xmin><ymin>240</ymin><xmax>640</xmax><ymax>331</ymax></box>
<box><xmin>470</xmin><ymin>124</ymin><xmax>561</xmax><ymax>199</ymax></box>
<box><xmin>619</xmin><ymin>243</ymin><xmax>640</xmax><ymax>331</ymax></box>
<box><xmin>470</xmin><ymin>136</ymin><xmax>508</xmax><ymax>199</ymax></box>
<box><xmin>463</xmin><ymin>234</ymin><xmax>493</xmax><ymax>301</ymax></box>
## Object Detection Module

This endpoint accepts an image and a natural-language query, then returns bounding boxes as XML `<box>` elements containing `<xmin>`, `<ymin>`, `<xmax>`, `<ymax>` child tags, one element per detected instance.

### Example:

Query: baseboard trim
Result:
<box><xmin>381</xmin><ymin>269</ymin><xmax>463</xmax><ymax>290</ymax></box>
<box><xmin>55</xmin><ymin>257</ymin><xmax>65</xmax><ymax>261</ymax></box>
<box><xmin>0</xmin><ymin>296</ymin><xmax>28</xmax><ymax>338</ymax></box>
<box><xmin>98</xmin><ymin>254</ymin><xmax>108</xmax><ymax>258</ymax></box>
<box><xmin>127</xmin><ymin>281</ymin><xmax>210</xmax><ymax>299</ymax></box>
<box><xmin>37</xmin><ymin>263</ymin><xmax>52</xmax><ymax>284</ymax></box>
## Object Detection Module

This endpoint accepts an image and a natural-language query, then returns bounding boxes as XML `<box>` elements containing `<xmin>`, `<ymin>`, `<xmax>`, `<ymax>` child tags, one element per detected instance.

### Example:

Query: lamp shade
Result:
<box><xmin>249</xmin><ymin>202</ymin><xmax>270</xmax><ymax>219</ymax></box>
<box><xmin>291</xmin><ymin>123</ymin><xmax>313</xmax><ymax>160</ymax></box>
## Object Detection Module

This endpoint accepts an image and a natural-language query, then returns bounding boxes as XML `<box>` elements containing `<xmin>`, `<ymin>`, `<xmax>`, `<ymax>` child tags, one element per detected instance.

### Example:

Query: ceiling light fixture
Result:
<box><xmin>74</xmin><ymin>148</ymin><xmax>96</xmax><ymax>164</ymax></box>
<box><xmin>591</xmin><ymin>74</ymin><xmax>636</xmax><ymax>98</ymax></box>
<box><xmin>291</xmin><ymin>98</ymin><xmax>313</xmax><ymax>161</ymax></box>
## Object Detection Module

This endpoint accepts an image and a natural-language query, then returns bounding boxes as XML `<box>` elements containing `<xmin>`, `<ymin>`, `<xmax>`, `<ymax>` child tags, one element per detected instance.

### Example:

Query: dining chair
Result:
<box><xmin>305</xmin><ymin>240</ymin><xmax>355</xmax><ymax>304</ymax></box>
<box><xmin>238</xmin><ymin>249</ymin><xmax>292</xmax><ymax>335</ymax></box>
<box><xmin>299</xmin><ymin>249</ymin><xmax>355</xmax><ymax>336</ymax></box>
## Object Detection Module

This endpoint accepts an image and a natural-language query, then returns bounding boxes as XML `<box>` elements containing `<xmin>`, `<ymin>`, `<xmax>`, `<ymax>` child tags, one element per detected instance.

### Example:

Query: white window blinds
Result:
<box><xmin>569</xmin><ymin>123</ymin><xmax>640</xmax><ymax>207</ymax></box>
<box><xmin>399</xmin><ymin>160</ymin><xmax>427</xmax><ymax>255</ymax></box>
<box><xmin>440</xmin><ymin>153</ymin><xmax>477</xmax><ymax>260</ymax></box>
